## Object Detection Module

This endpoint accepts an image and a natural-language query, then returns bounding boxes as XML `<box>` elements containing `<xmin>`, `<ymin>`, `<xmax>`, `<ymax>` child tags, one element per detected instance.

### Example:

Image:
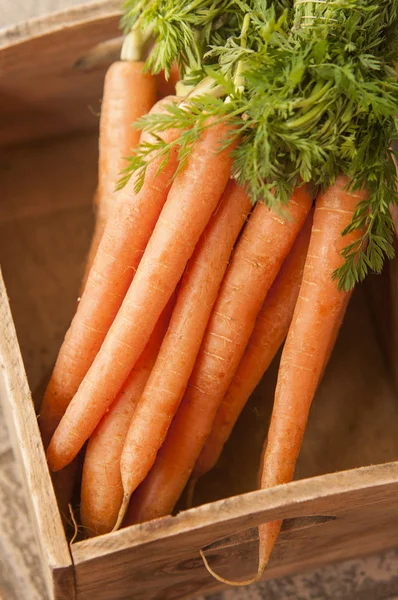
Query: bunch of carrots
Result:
<box><xmin>38</xmin><ymin>0</ymin><xmax>398</xmax><ymax>586</ymax></box>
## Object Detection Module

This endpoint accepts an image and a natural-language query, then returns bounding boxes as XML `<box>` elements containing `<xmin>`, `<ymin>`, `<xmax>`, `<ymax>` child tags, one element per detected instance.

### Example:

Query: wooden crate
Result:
<box><xmin>1</xmin><ymin>3</ymin><xmax>398</xmax><ymax>600</ymax></box>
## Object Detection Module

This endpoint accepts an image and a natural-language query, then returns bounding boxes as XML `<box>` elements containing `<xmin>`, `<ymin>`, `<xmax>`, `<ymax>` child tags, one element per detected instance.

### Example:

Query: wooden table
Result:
<box><xmin>1</xmin><ymin>2</ymin><xmax>398</xmax><ymax>600</ymax></box>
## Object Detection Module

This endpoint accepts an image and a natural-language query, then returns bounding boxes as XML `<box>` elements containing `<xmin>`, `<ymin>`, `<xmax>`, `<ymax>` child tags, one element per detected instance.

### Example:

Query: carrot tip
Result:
<box><xmin>69</xmin><ymin>503</ymin><xmax>78</xmax><ymax>546</ymax></box>
<box><xmin>112</xmin><ymin>494</ymin><xmax>131</xmax><ymax>533</ymax></box>
<box><xmin>199</xmin><ymin>545</ymin><xmax>267</xmax><ymax>587</ymax></box>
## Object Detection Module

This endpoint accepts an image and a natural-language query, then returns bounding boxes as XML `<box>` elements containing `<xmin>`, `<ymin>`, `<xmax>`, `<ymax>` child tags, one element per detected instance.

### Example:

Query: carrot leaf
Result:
<box><xmin>120</xmin><ymin>0</ymin><xmax>398</xmax><ymax>288</ymax></box>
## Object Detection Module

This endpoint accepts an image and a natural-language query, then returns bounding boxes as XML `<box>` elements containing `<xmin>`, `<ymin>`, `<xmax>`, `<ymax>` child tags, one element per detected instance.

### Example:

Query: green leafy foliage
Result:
<box><xmin>121</xmin><ymin>0</ymin><xmax>245</xmax><ymax>77</ymax></box>
<box><xmin>120</xmin><ymin>0</ymin><xmax>398</xmax><ymax>290</ymax></box>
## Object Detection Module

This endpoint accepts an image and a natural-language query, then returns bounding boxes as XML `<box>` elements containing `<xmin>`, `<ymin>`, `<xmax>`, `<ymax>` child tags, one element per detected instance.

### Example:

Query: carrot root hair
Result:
<box><xmin>69</xmin><ymin>503</ymin><xmax>78</xmax><ymax>546</ymax></box>
<box><xmin>185</xmin><ymin>476</ymin><xmax>198</xmax><ymax>510</ymax></box>
<box><xmin>112</xmin><ymin>494</ymin><xmax>131</xmax><ymax>532</ymax></box>
<box><xmin>199</xmin><ymin>545</ymin><xmax>270</xmax><ymax>586</ymax></box>
<box><xmin>200</xmin><ymin>519</ymin><xmax>279</xmax><ymax>585</ymax></box>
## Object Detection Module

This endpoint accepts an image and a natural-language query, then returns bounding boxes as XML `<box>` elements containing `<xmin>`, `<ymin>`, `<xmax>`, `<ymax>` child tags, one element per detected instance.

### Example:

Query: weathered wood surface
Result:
<box><xmin>72</xmin><ymin>464</ymin><xmax>398</xmax><ymax>600</ymax></box>
<box><xmin>0</xmin><ymin>273</ymin><xmax>75</xmax><ymax>600</ymax></box>
<box><xmin>0</xmin><ymin>1</ymin><xmax>121</xmax><ymax>147</ymax></box>
<box><xmin>0</xmin><ymin>0</ymin><xmax>85</xmax><ymax>28</ymax></box>
<box><xmin>0</xmin><ymin>402</ymin><xmax>48</xmax><ymax>600</ymax></box>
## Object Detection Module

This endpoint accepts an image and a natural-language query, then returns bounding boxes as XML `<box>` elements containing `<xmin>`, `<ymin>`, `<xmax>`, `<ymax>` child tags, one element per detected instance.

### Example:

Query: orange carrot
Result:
<box><xmin>80</xmin><ymin>302</ymin><xmax>172</xmax><ymax>536</ymax></box>
<box><xmin>157</xmin><ymin>63</ymin><xmax>181</xmax><ymax>98</ymax></box>
<box><xmin>83</xmin><ymin>61</ymin><xmax>157</xmax><ymax>283</ymax></box>
<box><xmin>256</xmin><ymin>288</ymin><xmax>352</xmax><ymax>488</ymax></box>
<box><xmin>203</xmin><ymin>176</ymin><xmax>366</xmax><ymax>585</ymax></box>
<box><xmin>193</xmin><ymin>210</ymin><xmax>314</xmax><ymax>488</ymax></box>
<box><xmin>117</xmin><ymin>181</ymin><xmax>251</xmax><ymax>523</ymax></box>
<box><xmin>46</xmin><ymin>121</ymin><xmax>236</xmax><ymax>472</ymax></box>
<box><xmin>125</xmin><ymin>186</ymin><xmax>312</xmax><ymax>526</ymax></box>
<box><xmin>39</xmin><ymin>96</ymin><xmax>180</xmax><ymax>450</ymax></box>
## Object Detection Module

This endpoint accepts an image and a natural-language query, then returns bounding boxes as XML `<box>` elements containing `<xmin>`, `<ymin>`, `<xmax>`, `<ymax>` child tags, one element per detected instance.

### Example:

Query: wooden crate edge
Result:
<box><xmin>73</xmin><ymin>461</ymin><xmax>398</xmax><ymax>563</ymax></box>
<box><xmin>0</xmin><ymin>0</ymin><xmax>120</xmax><ymax>51</ymax></box>
<box><xmin>0</xmin><ymin>270</ymin><xmax>75</xmax><ymax>600</ymax></box>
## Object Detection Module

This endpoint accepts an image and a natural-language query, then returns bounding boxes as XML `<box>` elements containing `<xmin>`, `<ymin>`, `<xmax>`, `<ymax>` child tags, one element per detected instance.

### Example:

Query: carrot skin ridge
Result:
<box><xmin>120</xmin><ymin>180</ymin><xmax>252</xmax><ymax>508</ymax></box>
<box><xmin>39</xmin><ymin>96</ymin><xmax>180</xmax><ymax>450</ymax></box>
<box><xmin>83</xmin><ymin>61</ymin><xmax>157</xmax><ymax>286</ymax></box>
<box><xmin>255</xmin><ymin>175</ymin><xmax>367</xmax><ymax>582</ymax></box>
<box><xmin>125</xmin><ymin>185</ymin><xmax>312</xmax><ymax>526</ymax></box>
<box><xmin>194</xmin><ymin>209</ymin><xmax>314</xmax><ymax>483</ymax></box>
<box><xmin>47</xmin><ymin>121</ymin><xmax>237</xmax><ymax>472</ymax></box>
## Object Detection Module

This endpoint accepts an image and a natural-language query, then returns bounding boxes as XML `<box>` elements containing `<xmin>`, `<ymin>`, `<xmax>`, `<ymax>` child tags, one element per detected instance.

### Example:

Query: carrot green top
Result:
<box><xmin>120</xmin><ymin>0</ymin><xmax>398</xmax><ymax>290</ymax></box>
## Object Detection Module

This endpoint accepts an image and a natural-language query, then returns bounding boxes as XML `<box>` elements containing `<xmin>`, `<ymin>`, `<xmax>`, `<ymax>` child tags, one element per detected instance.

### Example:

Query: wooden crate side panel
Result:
<box><xmin>0</xmin><ymin>274</ymin><xmax>75</xmax><ymax>600</ymax></box>
<box><xmin>0</xmin><ymin>2</ymin><xmax>121</xmax><ymax>147</ymax></box>
<box><xmin>364</xmin><ymin>247</ymin><xmax>398</xmax><ymax>395</ymax></box>
<box><xmin>72</xmin><ymin>464</ymin><xmax>398</xmax><ymax>600</ymax></box>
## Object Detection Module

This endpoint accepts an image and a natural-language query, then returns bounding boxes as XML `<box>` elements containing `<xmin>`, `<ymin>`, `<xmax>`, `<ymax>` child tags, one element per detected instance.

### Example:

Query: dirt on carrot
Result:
<box><xmin>83</xmin><ymin>61</ymin><xmax>157</xmax><ymax>285</ymax></box>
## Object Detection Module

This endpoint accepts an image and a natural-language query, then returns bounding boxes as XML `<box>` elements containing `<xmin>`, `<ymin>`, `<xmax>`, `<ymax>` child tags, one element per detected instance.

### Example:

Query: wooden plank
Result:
<box><xmin>0</xmin><ymin>404</ymin><xmax>48</xmax><ymax>600</ymax></box>
<box><xmin>0</xmin><ymin>1</ymin><xmax>121</xmax><ymax>147</ymax></box>
<box><xmin>0</xmin><ymin>273</ymin><xmax>75</xmax><ymax>600</ymax></box>
<box><xmin>0</xmin><ymin>0</ymin><xmax>85</xmax><ymax>28</ymax></box>
<box><xmin>72</xmin><ymin>464</ymin><xmax>398</xmax><ymax>600</ymax></box>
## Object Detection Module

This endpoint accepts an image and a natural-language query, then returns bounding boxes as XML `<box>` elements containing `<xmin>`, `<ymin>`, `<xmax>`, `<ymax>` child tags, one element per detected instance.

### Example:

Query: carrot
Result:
<box><xmin>192</xmin><ymin>210</ymin><xmax>314</xmax><ymax>491</ymax></box>
<box><xmin>46</xmin><ymin>121</ymin><xmax>236</xmax><ymax>472</ymax></box>
<box><xmin>202</xmin><ymin>175</ymin><xmax>367</xmax><ymax>585</ymax></box>
<box><xmin>116</xmin><ymin>181</ymin><xmax>252</xmax><ymax>524</ymax></box>
<box><xmin>256</xmin><ymin>288</ymin><xmax>352</xmax><ymax>489</ymax></box>
<box><xmin>80</xmin><ymin>301</ymin><xmax>172</xmax><ymax>536</ymax></box>
<box><xmin>83</xmin><ymin>61</ymin><xmax>157</xmax><ymax>284</ymax></box>
<box><xmin>125</xmin><ymin>186</ymin><xmax>312</xmax><ymax>526</ymax></box>
<box><xmin>39</xmin><ymin>96</ymin><xmax>180</xmax><ymax>450</ymax></box>
<box><xmin>157</xmin><ymin>63</ymin><xmax>181</xmax><ymax>98</ymax></box>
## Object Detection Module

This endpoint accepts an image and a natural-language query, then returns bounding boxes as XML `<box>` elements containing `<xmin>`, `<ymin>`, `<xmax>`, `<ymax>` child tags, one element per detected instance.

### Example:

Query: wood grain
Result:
<box><xmin>71</xmin><ymin>464</ymin><xmax>398</xmax><ymax>600</ymax></box>
<box><xmin>0</xmin><ymin>1</ymin><xmax>116</xmax><ymax>30</ymax></box>
<box><xmin>0</xmin><ymin>1</ymin><xmax>120</xmax><ymax>147</ymax></box>
<box><xmin>0</xmin><ymin>401</ymin><xmax>48</xmax><ymax>600</ymax></box>
<box><xmin>0</xmin><ymin>272</ymin><xmax>75</xmax><ymax>600</ymax></box>
<box><xmin>0</xmin><ymin>133</ymin><xmax>98</xmax><ymax>398</ymax></box>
